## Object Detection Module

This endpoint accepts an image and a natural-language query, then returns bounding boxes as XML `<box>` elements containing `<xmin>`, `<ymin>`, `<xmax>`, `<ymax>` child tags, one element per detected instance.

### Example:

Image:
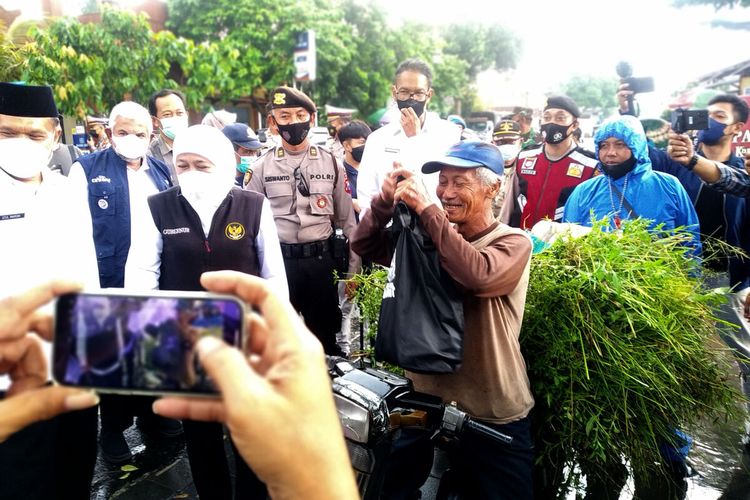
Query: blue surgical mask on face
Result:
<box><xmin>697</xmin><ymin>118</ymin><xmax>727</xmax><ymax>146</ymax></box>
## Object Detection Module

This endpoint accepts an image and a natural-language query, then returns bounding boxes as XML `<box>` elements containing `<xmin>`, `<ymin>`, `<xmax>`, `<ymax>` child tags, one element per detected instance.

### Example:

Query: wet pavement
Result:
<box><xmin>94</xmin><ymin>425</ymin><xmax>750</xmax><ymax>499</ymax></box>
<box><xmin>91</xmin><ymin>426</ymin><xmax>197</xmax><ymax>500</ymax></box>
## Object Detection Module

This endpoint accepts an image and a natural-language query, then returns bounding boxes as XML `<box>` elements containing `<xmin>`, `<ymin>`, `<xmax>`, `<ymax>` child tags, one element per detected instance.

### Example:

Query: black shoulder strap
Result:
<box><xmin>609</xmin><ymin>183</ymin><xmax>639</xmax><ymax>219</ymax></box>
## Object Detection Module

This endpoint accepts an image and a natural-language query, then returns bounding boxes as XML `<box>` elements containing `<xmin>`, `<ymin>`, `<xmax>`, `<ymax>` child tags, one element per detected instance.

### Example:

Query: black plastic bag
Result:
<box><xmin>376</xmin><ymin>202</ymin><xmax>464</xmax><ymax>374</ymax></box>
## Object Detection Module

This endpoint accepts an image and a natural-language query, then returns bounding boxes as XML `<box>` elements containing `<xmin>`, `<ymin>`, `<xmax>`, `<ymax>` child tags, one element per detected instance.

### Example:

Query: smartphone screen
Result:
<box><xmin>53</xmin><ymin>292</ymin><xmax>244</xmax><ymax>396</ymax></box>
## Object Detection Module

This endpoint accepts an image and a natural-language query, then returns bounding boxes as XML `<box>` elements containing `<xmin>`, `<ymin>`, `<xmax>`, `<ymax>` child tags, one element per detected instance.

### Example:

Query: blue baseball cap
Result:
<box><xmin>222</xmin><ymin>123</ymin><xmax>262</xmax><ymax>150</ymax></box>
<box><xmin>421</xmin><ymin>141</ymin><xmax>504</xmax><ymax>176</ymax></box>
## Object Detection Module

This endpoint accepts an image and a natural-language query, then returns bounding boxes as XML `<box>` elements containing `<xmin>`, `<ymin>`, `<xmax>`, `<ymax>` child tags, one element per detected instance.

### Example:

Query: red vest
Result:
<box><xmin>517</xmin><ymin>145</ymin><xmax>598</xmax><ymax>229</ymax></box>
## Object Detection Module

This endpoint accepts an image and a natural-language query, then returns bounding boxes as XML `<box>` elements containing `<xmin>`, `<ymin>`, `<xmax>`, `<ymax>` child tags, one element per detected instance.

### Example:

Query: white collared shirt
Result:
<box><xmin>356</xmin><ymin>111</ymin><xmax>461</xmax><ymax>214</ymax></box>
<box><xmin>0</xmin><ymin>167</ymin><xmax>99</xmax><ymax>389</ymax></box>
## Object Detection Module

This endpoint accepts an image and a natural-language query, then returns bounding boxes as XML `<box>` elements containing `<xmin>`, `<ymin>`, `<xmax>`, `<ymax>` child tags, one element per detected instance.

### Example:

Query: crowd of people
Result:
<box><xmin>1</xmin><ymin>53</ymin><xmax>750</xmax><ymax>500</ymax></box>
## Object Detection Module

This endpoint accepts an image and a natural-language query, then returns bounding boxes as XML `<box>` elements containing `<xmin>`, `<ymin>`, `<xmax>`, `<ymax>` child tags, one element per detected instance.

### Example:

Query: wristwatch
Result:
<box><xmin>685</xmin><ymin>155</ymin><xmax>699</xmax><ymax>171</ymax></box>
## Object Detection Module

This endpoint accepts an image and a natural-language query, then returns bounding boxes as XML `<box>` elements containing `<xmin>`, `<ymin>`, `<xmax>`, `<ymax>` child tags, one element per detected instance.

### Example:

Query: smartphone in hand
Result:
<box><xmin>52</xmin><ymin>289</ymin><xmax>246</xmax><ymax>397</ymax></box>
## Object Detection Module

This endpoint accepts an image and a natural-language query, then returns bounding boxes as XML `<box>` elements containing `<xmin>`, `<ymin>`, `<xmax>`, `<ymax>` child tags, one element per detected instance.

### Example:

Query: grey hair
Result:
<box><xmin>108</xmin><ymin>101</ymin><xmax>153</xmax><ymax>135</ymax></box>
<box><xmin>475</xmin><ymin>166</ymin><xmax>502</xmax><ymax>188</ymax></box>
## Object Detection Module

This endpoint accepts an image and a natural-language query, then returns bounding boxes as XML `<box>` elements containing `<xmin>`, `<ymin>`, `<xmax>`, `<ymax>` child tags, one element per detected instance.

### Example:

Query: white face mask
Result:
<box><xmin>160</xmin><ymin>116</ymin><xmax>189</xmax><ymax>140</ymax></box>
<box><xmin>0</xmin><ymin>137</ymin><xmax>53</xmax><ymax>179</ymax></box>
<box><xmin>497</xmin><ymin>144</ymin><xmax>521</xmax><ymax>165</ymax></box>
<box><xmin>178</xmin><ymin>169</ymin><xmax>234</xmax><ymax>208</ymax></box>
<box><xmin>112</xmin><ymin>134</ymin><xmax>149</xmax><ymax>161</ymax></box>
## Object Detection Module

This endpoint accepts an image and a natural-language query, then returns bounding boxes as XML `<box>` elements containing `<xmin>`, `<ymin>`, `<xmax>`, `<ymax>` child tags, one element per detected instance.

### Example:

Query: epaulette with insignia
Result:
<box><xmin>309</xmin><ymin>145</ymin><xmax>318</xmax><ymax>158</ymax></box>
<box><xmin>275</xmin><ymin>147</ymin><xmax>285</xmax><ymax>159</ymax></box>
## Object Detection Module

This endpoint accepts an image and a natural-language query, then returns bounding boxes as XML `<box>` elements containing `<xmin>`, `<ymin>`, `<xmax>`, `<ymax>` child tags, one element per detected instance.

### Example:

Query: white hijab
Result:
<box><xmin>173</xmin><ymin>125</ymin><xmax>238</xmax><ymax>235</ymax></box>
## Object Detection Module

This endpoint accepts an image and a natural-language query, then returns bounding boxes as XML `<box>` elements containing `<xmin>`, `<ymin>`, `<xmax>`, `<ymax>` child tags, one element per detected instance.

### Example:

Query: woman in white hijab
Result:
<box><xmin>126</xmin><ymin>124</ymin><xmax>286</xmax><ymax>499</ymax></box>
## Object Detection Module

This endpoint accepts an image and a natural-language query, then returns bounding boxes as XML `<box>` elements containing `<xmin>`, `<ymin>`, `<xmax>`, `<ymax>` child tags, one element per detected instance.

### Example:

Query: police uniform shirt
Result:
<box><xmin>0</xmin><ymin>167</ymin><xmax>99</xmax><ymax>389</ymax></box>
<box><xmin>356</xmin><ymin>111</ymin><xmax>461</xmax><ymax>214</ymax></box>
<box><xmin>247</xmin><ymin>144</ymin><xmax>357</xmax><ymax>248</ymax></box>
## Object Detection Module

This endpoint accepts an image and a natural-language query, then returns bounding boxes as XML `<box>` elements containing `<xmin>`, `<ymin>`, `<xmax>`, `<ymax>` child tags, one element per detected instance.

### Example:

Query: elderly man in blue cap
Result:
<box><xmin>352</xmin><ymin>141</ymin><xmax>535</xmax><ymax>499</ymax></box>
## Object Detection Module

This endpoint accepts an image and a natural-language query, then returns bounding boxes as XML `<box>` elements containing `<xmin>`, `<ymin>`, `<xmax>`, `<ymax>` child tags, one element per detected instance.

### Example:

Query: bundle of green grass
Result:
<box><xmin>522</xmin><ymin>219</ymin><xmax>741</xmax><ymax>495</ymax></box>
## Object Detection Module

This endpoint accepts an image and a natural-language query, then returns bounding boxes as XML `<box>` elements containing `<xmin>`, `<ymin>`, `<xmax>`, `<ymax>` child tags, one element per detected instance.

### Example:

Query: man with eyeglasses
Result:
<box><xmin>510</xmin><ymin>95</ymin><xmax>598</xmax><ymax>229</ymax></box>
<box><xmin>357</xmin><ymin>58</ymin><xmax>461</xmax><ymax>214</ymax></box>
<box><xmin>247</xmin><ymin>86</ymin><xmax>356</xmax><ymax>356</ymax></box>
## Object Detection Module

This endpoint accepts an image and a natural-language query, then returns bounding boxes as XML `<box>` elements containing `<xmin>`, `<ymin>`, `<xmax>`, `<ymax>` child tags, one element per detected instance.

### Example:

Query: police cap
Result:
<box><xmin>493</xmin><ymin>119</ymin><xmax>521</xmax><ymax>139</ymax></box>
<box><xmin>269</xmin><ymin>86</ymin><xmax>316</xmax><ymax>115</ymax></box>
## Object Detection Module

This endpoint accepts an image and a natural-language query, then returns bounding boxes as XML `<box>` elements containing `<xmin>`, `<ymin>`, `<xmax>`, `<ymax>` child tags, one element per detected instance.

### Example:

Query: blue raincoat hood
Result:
<box><xmin>594</xmin><ymin>115</ymin><xmax>650</xmax><ymax>176</ymax></box>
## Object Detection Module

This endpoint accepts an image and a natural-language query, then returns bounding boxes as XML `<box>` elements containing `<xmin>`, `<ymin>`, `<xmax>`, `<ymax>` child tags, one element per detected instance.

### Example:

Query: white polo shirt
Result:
<box><xmin>356</xmin><ymin>111</ymin><xmax>461</xmax><ymax>214</ymax></box>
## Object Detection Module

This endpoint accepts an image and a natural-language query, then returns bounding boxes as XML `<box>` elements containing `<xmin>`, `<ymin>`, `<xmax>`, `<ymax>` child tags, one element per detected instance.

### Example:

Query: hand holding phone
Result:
<box><xmin>0</xmin><ymin>282</ymin><xmax>99</xmax><ymax>443</ymax></box>
<box><xmin>152</xmin><ymin>271</ymin><xmax>359</xmax><ymax>500</ymax></box>
<box><xmin>53</xmin><ymin>289</ymin><xmax>246</xmax><ymax>397</ymax></box>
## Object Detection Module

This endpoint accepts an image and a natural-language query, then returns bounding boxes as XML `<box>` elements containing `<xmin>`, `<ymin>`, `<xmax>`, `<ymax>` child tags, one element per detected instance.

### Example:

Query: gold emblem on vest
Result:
<box><xmin>225</xmin><ymin>222</ymin><xmax>246</xmax><ymax>241</ymax></box>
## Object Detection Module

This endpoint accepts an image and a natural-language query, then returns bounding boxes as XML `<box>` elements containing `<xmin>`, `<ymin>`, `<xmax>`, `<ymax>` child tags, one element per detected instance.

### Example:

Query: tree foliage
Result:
<box><xmin>561</xmin><ymin>75</ymin><xmax>619</xmax><ymax>114</ymax></box>
<box><xmin>17</xmin><ymin>8</ymin><xmax>260</xmax><ymax>117</ymax></box>
<box><xmin>6</xmin><ymin>2</ymin><xmax>522</xmax><ymax>119</ymax></box>
<box><xmin>167</xmin><ymin>0</ymin><xmax>521</xmax><ymax>116</ymax></box>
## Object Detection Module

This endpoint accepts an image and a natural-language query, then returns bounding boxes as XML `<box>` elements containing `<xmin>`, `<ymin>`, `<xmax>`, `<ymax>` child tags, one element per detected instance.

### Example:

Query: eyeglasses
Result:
<box><xmin>395</xmin><ymin>89</ymin><xmax>430</xmax><ymax>102</ymax></box>
<box><xmin>293</xmin><ymin>166</ymin><xmax>310</xmax><ymax>197</ymax></box>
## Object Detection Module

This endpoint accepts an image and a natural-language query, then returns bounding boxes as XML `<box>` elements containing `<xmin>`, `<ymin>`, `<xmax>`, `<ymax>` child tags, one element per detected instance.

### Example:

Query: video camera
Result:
<box><xmin>670</xmin><ymin>108</ymin><xmax>710</xmax><ymax>135</ymax></box>
<box><xmin>616</xmin><ymin>62</ymin><xmax>654</xmax><ymax>116</ymax></box>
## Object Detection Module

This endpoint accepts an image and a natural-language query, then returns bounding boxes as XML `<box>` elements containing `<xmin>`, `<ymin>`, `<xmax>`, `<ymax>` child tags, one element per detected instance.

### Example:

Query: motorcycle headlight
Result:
<box><xmin>334</xmin><ymin>393</ymin><xmax>370</xmax><ymax>444</ymax></box>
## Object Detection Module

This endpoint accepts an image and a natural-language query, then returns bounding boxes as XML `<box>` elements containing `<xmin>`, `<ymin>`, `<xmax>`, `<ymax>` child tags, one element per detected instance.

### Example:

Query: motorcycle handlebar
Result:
<box><xmin>462</xmin><ymin>418</ymin><xmax>514</xmax><ymax>445</ymax></box>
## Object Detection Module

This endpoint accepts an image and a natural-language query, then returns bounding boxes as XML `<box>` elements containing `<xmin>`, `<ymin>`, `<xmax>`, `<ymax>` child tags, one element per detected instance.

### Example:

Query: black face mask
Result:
<box><xmin>351</xmin><ymin>145</ymin><xmax>365</xmax><ymax>163</ymax></box>
<box><xmin>396</xmin><ymin>98</ymin><xmax>426</xmax><ymax>118</ymax></box>
<box><xmin>540</xmin><ymin>122</ymin><xmax>572</xmax><ymax>145</ymax></box>
<box><xmin>276</xmin><ymin>121</ymin><xmax>311</xmax><ymax>146</ymax></box>
<box><xmin>600</xmin><ymin>155</ymin><xmax>637</xmax><ymax>180</ymax></box>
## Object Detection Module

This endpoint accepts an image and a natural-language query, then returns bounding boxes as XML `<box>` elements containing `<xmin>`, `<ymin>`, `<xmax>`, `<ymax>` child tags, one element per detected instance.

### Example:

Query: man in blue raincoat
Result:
<box><xmin>563</xmin><ymin>115</ymin><xmax>701</xmax><ymax>255</ymax></box>
<box><xmin>562</xmin><ymin>114</ymin><xmax>700</xmax><ymax>498</ymax></box>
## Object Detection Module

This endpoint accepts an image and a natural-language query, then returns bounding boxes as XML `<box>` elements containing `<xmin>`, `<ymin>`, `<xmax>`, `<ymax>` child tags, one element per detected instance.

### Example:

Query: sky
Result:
<box><xmin>3</xmin><ymin>0</ymin><xmax>749</xmax><ymax>116</ymax></box>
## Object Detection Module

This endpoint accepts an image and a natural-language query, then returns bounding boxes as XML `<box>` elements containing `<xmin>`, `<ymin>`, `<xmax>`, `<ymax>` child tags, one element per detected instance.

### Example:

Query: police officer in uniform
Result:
<box><xmin>247</xmin><ymin>87</ymin><xmax>356</xmax><ymax>356</ymax></box>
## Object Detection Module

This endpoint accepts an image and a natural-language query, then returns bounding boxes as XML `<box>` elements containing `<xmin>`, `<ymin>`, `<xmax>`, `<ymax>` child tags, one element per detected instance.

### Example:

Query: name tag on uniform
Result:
<box><xmin>384</xmin><ymin>147</ymin><xmax>400</xmax><ymax>154</ymax></box>
<box><xmin>0</xmin><ymin>212</ymin><xmax>24</xmax><ymax>221</ymax></box>
<box><xmin>520</xmin><ymin>169</ymin><xmax>537</xmax><ymax>176</ymax></box>
<box><xmin>566</xmin><ymin>163</ymin><xmax>583</xmax><ymax>178</ymax></box>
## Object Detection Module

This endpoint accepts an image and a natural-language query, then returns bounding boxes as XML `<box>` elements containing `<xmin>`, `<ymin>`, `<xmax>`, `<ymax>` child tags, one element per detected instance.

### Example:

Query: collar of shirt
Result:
<box><xmin>344</xmin><ymin>161</ymin><xmax>358</xmax><ymax>180</ymax></box>
<box><xmin>156</xmin><ymin>134</ymin><xmax>173</xmax><ymax>155</ymax></box>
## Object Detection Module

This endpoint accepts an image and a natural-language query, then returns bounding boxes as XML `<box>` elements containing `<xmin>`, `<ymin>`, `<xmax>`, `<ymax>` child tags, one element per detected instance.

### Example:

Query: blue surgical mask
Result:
<box><xmin>697</xmin><ymin>118</ymin><xmax>727</xmax><ymax>146</ymax></box>
<box><xmin>237</xmin><ymin>155</ymin><xmax>256</xmax><ymax>174</ymax></box>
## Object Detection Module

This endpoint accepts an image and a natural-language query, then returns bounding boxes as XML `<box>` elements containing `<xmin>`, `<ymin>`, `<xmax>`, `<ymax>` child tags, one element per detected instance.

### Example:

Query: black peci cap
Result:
<box><xmin>544</xmin><ymin>95</ymin><xmax>580</xmax><ymax>119</ymax></box>
<box><xmin>268</xmin><ymin>86</ymin><xmax>316</xmax><ymax>115</ymax></box>
<box><xmin>0</xmin><ymin>82</ymin><xmax>59</xmax><ymax>118</ymax></box>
